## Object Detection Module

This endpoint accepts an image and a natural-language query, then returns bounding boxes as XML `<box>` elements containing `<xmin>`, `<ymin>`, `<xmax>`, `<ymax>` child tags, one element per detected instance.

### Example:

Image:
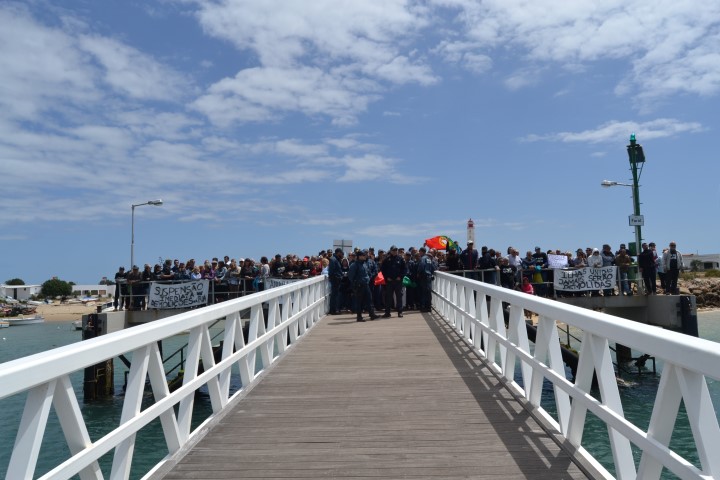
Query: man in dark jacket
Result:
<box><xmin>381</xmin><ymin>245</ymin><xmax>407</xmax><ymax>318</ymax></box>
<box><xmin>328</xmin><ymin>248</ymin><xmax>344</xmax><ymax>314</ymax></box>
<box><xmin>348</xmin><ymin>250</ymin><xmax>378</xmax><ymax>322</ymax></box>
<box><xmin>113</xmin><ymin>266</ymin><xmax>126</xmax><ymax>311</ymax></box>
<box><xmin>638</xmin><ymin>243</ymin><xmax>657</xmax><ymax>294</ymax></box>
<box><xmin>416</xmin><ymin>247</ymin><xmax>437</xmax><ymax>312</ymax></box>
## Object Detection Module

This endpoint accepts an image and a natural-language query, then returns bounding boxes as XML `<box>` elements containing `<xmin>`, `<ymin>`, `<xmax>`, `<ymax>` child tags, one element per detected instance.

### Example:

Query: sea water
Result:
<box><xmin>0</xmin><ymin>321</ymin><xmax>220</xmax><ymax>479</ymax></box>
<box><xmin>1</xmin><ymin>313</ymin><xmax>719</xmax><ymax>479</ymax></box>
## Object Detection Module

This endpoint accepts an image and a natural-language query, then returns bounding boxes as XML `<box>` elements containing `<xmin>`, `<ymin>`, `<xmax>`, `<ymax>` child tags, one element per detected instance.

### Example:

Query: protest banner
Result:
<box><xmin>554</xmin><ymin>266</ymin><xmax>617</xmax><ymax>292</ymax></box>
<box><xmin>148</xmin><ymin>280</ymin><xmax>209</xmax><ymax>309</ymax></box>
<box><xmin>548</xmin><ymin>254</ymin><xmax>568</xmax><ymax>269</ymax></box>
<box><xmin>265</xmin><ymin>278</ymin><xmax>301</xmax><ymax>290</ymax></box>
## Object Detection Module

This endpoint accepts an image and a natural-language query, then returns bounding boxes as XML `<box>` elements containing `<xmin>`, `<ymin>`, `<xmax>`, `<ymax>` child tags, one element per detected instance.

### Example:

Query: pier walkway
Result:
<box><xmin>159</xmin><ymin>310</ymin><xmax>587</xmax><ymax>479</ymax></box>
<box><xmin>2</xmin><ymin>273</ymin><xmax>719</xmax><ymax>480</ymax></box>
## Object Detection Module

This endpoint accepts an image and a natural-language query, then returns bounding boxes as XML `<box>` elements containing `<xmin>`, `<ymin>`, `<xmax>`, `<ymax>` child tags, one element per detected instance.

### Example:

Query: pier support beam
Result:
<box><xmin>82</xmin><ymin>314</ymin><xmax>115</xmax><ymax>401</ymax></box>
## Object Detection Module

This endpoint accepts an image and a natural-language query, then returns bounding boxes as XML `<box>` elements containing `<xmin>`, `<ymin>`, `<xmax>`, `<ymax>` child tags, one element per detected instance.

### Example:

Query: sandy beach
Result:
<box><xmin>34</xmin><ymin>302</ymin><xmax>105</xmax><ymax>322</ymax></box>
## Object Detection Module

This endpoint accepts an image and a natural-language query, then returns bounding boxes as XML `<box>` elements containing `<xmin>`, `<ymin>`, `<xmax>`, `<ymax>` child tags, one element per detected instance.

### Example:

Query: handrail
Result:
<box><xmin>162</xmin><ymin>317</ymin><xmax>226</xmax><ymax>378</ymax></box>
<box><xmin>433</xmin><ymin>271</ymin><xmax>720</xmax><ymax>480</ymax></box>
<box><xmin>448</xmin><ymin>265</ymin><xmax>643</xmax><ymax>297</ymax></box>
<box><xmin>0</xmin><ymin>276</ymin><xmax>328</xmax><ymax>480</ymax></box>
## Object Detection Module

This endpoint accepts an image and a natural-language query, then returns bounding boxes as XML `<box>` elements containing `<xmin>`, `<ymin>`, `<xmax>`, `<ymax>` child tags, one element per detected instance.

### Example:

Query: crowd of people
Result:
<box><xmin>327</xmin><ymin>246</ymin><xmax>438</xmax><ymax>322</ymax></box>
<box><xmin>453</xmin><ymin>240</ymin><xmax>684</xmax><ymax>298</ymax></box>
<box><xmin>111</xmin><ymin>239</ymin><xmax>684</xmax><ymax>314</ymax></box>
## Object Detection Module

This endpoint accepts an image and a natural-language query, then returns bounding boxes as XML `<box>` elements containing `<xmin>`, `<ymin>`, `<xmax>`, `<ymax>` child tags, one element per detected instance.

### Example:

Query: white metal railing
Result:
<box><xmin>0</xmin><ymin>276</ymin><xmax>327</xmax><ymax>480</ymax></box>
<box><xmin>433</xmin><ymin>271</ymin><xmax>720</xmax><ymax>480</ymax></box>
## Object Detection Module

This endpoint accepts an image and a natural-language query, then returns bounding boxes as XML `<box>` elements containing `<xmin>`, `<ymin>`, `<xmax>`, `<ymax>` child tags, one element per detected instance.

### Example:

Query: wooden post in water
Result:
<box><xmin>82</xmin><ymin>313</ymin><xmax>115</xmax><ymax>401</ymax></box>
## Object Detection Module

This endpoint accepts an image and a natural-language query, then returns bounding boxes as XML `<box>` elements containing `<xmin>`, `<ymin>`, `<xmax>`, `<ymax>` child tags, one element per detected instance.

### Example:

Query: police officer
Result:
<box><xmin>328</xmin><ymin>248</ymin><xmax>344</xmax><ymax>314</ymax></box>
<box><xmin>417</xmin><ymin>247</ymin><xmax>437</xmax><ymax>312</ymax></box>
<box><xmin>381</xmin><ymin>245</ymin><xmax>407</xmax><ymax>318</ymax></box>
<box><xmin>348</xmin><ymin>250</ymin><xmax>378</xmax><ymax>322</ymax></box>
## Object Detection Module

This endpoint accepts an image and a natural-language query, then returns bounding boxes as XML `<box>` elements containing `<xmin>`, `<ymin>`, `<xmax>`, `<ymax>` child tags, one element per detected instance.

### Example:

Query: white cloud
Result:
<box><xmin>433</xmin><ymin>40</ymin><xmax>492</xmax><ymax>74</ymax></box>
<box><xmin>438</xmin><ymin>0</ymin><xmax>720</xmax><ymax>99</ymax></box>
<box><xmin>522</xmin><ymin>118</ymin><xmax>706</xmax><ymax>143</ymax></box>
<box><xmin>189</xmin><ymin>0</ymin><xmax>436</xmax><ymax>125</ymax></box>
<box><xmin>0</xmin><ymin>4</ymin><xmax>98</xmax><ymax>120</ymax></box>
<box><xmin>504</xmin><ymin>67</ymin><xmax>544</xmax><ymax>90</ymax></box>
<box><xmin>275</xmin><ymin>140</ymin><xmax>328</xmax><ymax>158</ymax></box>
<box><xmin>78</xmin><ymin>35</ymin><xmax>191</xmax><ymax>101</ymax></box>
<box><xmin>193</xmin><ymin>66</ymin><xmax>382</xmax><ymax>126</ymax></box>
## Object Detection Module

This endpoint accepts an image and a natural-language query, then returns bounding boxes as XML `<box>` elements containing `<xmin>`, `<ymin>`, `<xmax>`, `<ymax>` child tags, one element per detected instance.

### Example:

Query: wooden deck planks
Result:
<box><xmin>162</xmin><ymin>310</ymin><xmax>588</xmax><ymax>479</ymax></box>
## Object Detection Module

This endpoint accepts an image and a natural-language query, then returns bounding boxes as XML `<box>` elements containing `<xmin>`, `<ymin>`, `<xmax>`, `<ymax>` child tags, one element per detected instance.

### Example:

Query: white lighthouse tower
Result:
<box><xmin>467</xmin><ymin>218</ymin><xmax>475</xmax><ymax>245</ymax></box>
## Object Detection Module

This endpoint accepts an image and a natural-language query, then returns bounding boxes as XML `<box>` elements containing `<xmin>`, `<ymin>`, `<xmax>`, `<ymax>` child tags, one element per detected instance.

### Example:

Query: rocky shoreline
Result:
<box><xmin>678</xmin><ymin>277</ymin><xmax>720</xmax><ymax>309</ymax></box>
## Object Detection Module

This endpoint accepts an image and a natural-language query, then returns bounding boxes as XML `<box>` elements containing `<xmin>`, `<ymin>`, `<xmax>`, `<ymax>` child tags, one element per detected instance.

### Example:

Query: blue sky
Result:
<box><xmin>1</xmin><ymin>0</ymin><xmax>719</xmax><ymax>285</ymax></box>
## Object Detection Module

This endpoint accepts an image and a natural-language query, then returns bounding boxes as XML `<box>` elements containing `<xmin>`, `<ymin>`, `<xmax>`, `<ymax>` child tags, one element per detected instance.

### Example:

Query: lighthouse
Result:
<box><xmin>467</xmin><ymin>218</ymin><xmax>475</xmax><ymax>245</ymax></box>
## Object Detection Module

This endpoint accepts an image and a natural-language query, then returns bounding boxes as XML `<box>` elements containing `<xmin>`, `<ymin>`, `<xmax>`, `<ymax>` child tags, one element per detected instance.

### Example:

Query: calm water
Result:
<box><xmin>0</xmin><ymin>321</ymin><xmax>222</xmax><ymax>479</ymax></box>
<box><xmin>1</xmin><ymin>313</ymin><xmax>719</xmax><ymax>479</ymax></box>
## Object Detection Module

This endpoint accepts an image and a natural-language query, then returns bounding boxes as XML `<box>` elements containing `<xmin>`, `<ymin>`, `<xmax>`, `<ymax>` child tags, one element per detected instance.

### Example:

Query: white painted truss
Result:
<box><xmin>433</xmin><ymin>272</ymin><xmax>720</xmax><ymax>480</ymax></box>
<box><xmin>0</xmin><ymin>276</ymin><xmax>327</xmax><ymax>480</ymax></box>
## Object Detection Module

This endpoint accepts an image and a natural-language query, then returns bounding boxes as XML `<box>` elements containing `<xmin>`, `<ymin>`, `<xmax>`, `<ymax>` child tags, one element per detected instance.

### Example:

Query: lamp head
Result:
<box><xmin>601</xmin><ymin>180</ymin><xmax>615</xmax><ymax>187</ymax></box>
<box><xmin>148</xmin><ymin>199</ymin><xmax>163</xmax><ymax>206</ymax></box>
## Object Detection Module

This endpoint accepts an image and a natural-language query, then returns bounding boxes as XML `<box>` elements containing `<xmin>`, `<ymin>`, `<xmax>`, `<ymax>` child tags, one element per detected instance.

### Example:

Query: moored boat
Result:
<box><xmin>5</xmin><ymin>315</ymin><xmax>45</xmax><ymax>326</ymax></box>
<box><xmin>0</xmin><ymin>320</ymin><xmax>8</xmax><ymax>328</ymax></box>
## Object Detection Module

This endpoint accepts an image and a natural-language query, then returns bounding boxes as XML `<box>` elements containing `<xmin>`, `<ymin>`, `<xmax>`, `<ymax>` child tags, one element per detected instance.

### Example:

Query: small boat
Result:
<box><xmin>0</xmin><ymin>321</ymin><xmax>9</xmax><ymax>328</ymax></box>
<box><xmin>73</xmin><ymin>320</ymin><xmax>83</xmax><ymax>330</ymax></box>
<box><xmin>5</xmin><ymin>315</ymin><xmax>45</xmax><ymax>326</ymax></box>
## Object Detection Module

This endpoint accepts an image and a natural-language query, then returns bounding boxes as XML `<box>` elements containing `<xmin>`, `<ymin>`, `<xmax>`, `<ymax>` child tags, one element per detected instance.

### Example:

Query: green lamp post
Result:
<box><xmin>627</xmin><ymin>133</ymin><xmax>645</xmax><ymax>257</ymax></box>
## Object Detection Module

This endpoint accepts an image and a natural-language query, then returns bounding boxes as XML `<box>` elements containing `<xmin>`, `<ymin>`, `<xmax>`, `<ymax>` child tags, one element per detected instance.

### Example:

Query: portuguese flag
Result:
<box><xmin>424</xmin><ymin>235</ymin><xmax>461</xmax><ymax>252</ymax></box>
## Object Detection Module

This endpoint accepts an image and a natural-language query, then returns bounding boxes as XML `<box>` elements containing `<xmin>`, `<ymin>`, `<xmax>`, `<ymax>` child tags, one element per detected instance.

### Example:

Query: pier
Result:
<box><xmin>1</xmin><ymin>274</ymin><xmax>719</xmax><ymax>479</ymax></box>
<box><xmin>156</xmin><ymin>310</ymin><xmax>587</xmax><ymax>479</ymax></box>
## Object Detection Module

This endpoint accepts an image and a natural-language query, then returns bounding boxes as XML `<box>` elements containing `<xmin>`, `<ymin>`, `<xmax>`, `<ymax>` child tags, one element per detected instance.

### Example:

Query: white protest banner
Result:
<box><xmin>554</xmin><ymin>266</ymin><xmax>617</xmax><ymax>291</ymax></box>
<box><xmin>148</xmin><ymin>280</ymin><xmax>209</xmax><ymax>309</ymax></box>
<box><xmin>265</xmin><ymin>278</ymin><xmax>301</xmax><ymax>290</ymax></box>
<box><xmin>548</xmin><ymin>254</ymin><xmax>568</xmax><ymax>269</ymax></box>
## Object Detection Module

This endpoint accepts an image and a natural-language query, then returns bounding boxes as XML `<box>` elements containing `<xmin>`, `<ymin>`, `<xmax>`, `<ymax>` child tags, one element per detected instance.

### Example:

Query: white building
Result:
<box><xmin>71</xmin><ymin>284</ymin><xmax>116</xmax><ymax>297</ymax></box>
<box><xmin>1</xmin><ymin>284</ymin><xmax>42</xmax><ymax>301</ymax></box>
<box><xmin>680</xmin><ymin>253</ymin><xmax>720</xmax><ymax>271</ymax></box>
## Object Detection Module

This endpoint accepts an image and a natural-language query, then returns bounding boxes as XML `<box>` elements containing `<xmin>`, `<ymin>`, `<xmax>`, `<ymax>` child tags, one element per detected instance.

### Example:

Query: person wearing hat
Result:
<box><xmin>328</xmin><ymin>248</ymin><xmax>344</xmax><ymax>314</ymax></box>
<box><xmin>125</xmin><ymin>265</ymin><xmax>143</xmax><ymax>310</ymax></box>
<box><xmin>587</xmin><ymin>248</ymin><xmax>603</xmax><ymax>296</ymax></box>
<box><xmin>600</xmin><ymin>245</ymin><xmax>616</xmax><ymax>296</ymax></box>
<box><xmin>417</xmin><ymin>247</ymin><xmax>437</xmax><ymax>312</ymax></box>
<box><xmin>380</xmin><ymin>245</ymin><xmax>407</xmax><ymax>318</ymax></box>
<box><xmin>113</xmin><ymin>266</ymin><xmax>126</xmax><ymax>311</ymax></box>
<box><xmin>532</xmin><ymin>246</ymin><xmax>549</xmax><ymax>297</ymax></box>
<box><xmin>348</xmin><ymin>250</ymin><xmax>378</xmax><ymax>322</ymax></box>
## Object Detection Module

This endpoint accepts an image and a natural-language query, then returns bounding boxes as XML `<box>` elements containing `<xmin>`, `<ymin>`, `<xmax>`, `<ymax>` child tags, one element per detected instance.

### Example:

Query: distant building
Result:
<box><xmin>71</xmin><ymin>285</ymin><xmax>116</xmax><ymax>297</ymax></box>
<box><xmin>680</xmin><ymin>253</ymin><xmax>720</xmax><ymax>271</ymax></box>
<box><xmin>1</xmin><ymin>284</ymin><xmax>42</xmax><ymax>301</ymax></box>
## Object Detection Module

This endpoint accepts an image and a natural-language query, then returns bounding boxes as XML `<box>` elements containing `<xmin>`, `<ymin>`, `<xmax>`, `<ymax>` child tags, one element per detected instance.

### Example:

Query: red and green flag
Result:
<box><xmin>424</xmin><ymin>235</ymin><xmax>461</xmax><ymax>253</ymax></box>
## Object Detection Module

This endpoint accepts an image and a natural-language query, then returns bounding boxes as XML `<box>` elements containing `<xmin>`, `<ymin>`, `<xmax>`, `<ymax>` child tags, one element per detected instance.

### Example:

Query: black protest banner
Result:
<box><xmin>148</xmin><ymin>280</ymin><xmax>209</xmax><ymax>309</ymax></box>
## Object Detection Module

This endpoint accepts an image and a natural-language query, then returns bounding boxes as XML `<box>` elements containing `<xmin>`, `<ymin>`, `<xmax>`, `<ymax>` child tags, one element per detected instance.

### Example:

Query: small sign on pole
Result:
<box><xmin>629</xmin><ymin>215</ymin><xmax>644</xmax><ymax>226</ymax></box>
<box><xmin>333</xmin><ymin>239</ymin><xmax>353</xmax><ymax>255</ymax></box>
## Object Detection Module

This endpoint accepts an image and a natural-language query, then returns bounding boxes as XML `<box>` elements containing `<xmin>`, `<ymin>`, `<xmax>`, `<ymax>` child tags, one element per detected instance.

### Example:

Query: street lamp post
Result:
<box><xmin>601</xmin><ymin>133</ymin><xmax>647</xmax><ymax>294</ymax></box>
<box><xmin>601</xmin><ymin>180</ymin><xmax>642</xmax><ymax>264</ymax></box>
<box><xmin>627</xmin><ymin>133</ymin><xmax>645</xmax><ymax>253</ymax></box>
<box><xmin>131</xmin><ymin>200</ymin><xmax>163</xmax><ymax>269</ymax></box>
